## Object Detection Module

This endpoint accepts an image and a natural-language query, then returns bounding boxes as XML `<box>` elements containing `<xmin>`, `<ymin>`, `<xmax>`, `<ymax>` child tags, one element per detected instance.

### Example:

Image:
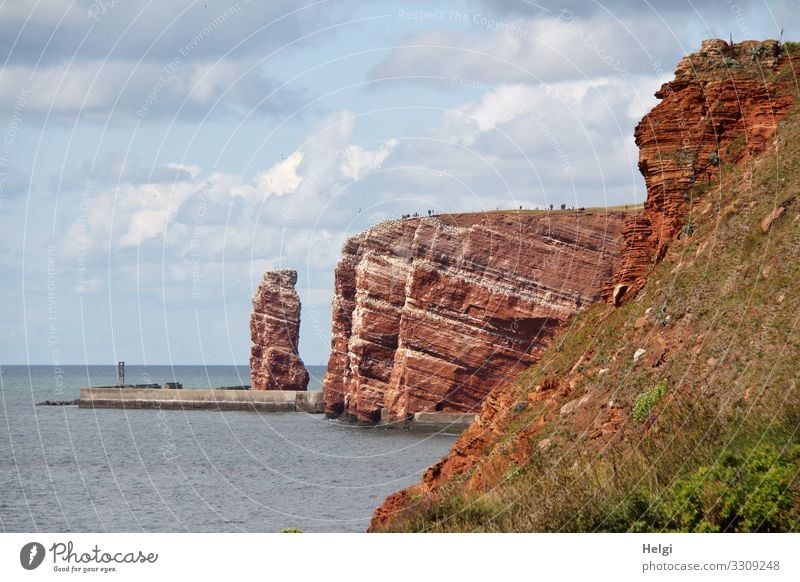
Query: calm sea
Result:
<box><xmin>0</xmin><ymin>365</ymin><xmax>456</xmax><ymax>532</ymax></box>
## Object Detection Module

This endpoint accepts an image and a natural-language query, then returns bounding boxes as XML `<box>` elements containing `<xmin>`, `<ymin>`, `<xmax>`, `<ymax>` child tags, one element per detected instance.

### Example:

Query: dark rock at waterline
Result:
<box><xmin>36</xmin><ymin>399</ymin><xmax>79</xmax><ymax>406</ymax></box>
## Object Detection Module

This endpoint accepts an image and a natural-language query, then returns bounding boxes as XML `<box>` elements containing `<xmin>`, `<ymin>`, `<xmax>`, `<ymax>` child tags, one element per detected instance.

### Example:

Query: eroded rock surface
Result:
<box><xmin>324</xmin><ymin>212</ymin><xmax>626</xmax><ymax>423</ymax></box>
<box><xmin>609</xmin><ymin>39</ymin><xmax>794</xmax><ymax>303</ymax></box>
<box><xmin>250</xmin><ymin>269</ymin><xmax>309</xmax><ymax>391</ymax></box>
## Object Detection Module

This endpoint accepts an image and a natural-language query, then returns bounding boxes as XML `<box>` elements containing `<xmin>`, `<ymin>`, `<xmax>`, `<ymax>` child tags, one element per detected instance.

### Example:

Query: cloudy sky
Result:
<box><xmin>0</xmin><ymin>0</ymin><xmax>793</xmax><ymax>366</ymax></box>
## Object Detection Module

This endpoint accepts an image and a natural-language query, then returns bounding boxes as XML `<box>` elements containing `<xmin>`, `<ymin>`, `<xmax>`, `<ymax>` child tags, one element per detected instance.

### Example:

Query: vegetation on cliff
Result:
<box><xmin>370</xmin><ymin>40</ymin><xmax>800</xmax><ymax>532</ymax></box>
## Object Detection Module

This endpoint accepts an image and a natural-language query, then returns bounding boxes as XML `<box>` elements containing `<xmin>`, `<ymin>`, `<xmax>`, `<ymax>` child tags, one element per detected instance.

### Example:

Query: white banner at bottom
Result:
<box><xmin>1</xmin><ymin>533</ymin><xmax>798</xmax><ymax>581</ymax></box>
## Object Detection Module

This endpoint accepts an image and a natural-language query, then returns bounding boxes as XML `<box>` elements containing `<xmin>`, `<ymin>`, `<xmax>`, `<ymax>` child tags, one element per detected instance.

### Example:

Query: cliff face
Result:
<box><xmin>609</xmin><ymin>39</ymin><xmax>794</xmax><ymax>304</ymax></box>
<box><xmin>250</xmin><ymin>269</ymin><xmax>309</xmax><ymax>391</ymax></box>
<box><xmin>323</xmin><ymin>211</ymin><xmax>627</xmax><ymax>423</ymax></box>
<box><xmin>369</xmin><ymin>39</ymin><xmax>800</xmax><ymax>532</ymax></box>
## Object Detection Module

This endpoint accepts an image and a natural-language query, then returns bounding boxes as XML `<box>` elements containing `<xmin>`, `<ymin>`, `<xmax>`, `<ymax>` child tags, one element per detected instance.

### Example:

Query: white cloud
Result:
<box><xmin>61</xmin><ymin>112</ymin><xmax>406</xmax><ymax>261</ymax></box>
<box><xmin>0</xmin><ymin>0</ymin><xmax>334</xmax><ymax>67</ymax></box>
<box><xmin>436</xmin><ymin>76</ymin><xmax>659</xmax><ymax>153</ymax></box>
<box><xmin>118</xmin><ymin>180</ymin><xmax>201</xmax><ymax>246</ymax></box>
<box><xmin>437</xmin><ymin>83</ymin><xmax>544</xmax><ymax>145</ymax></box>
<box><xmin>358</xmin><ymin>72</ymin><xmax>662</xmax><ymax>213</ymax></box>
<box><xmin>208</xmin><ymin>172</ymin><xmax>258</xmax><ymax>200</ymax></box>
<box><xmin>166</xmin><ymin>163</ymin><xmax>201</xmax><ymax>179</ymax></box>
<box><xmin>0</xmin><ymin>57</ymin><xmax>297</xmax><ymax>122</ymax></box>
<box><xmin>254</xmin><ymin>151</ymin><xmax>305</xmax><ymax>197</ymax></box>
<box><xmin>370</xmin><ymin>14</ymin><xmax>682</xmax><ymax>85</ymax></box>
<box><xmin>339</xmin><ymin>139</ymin><xmax>398</xmax><ymax>180</ymax></box>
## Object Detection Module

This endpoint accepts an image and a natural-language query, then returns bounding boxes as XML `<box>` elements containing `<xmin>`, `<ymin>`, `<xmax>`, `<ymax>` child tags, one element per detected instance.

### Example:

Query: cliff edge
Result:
<box><xmin>323</xmin><ymin>211</ymin><xmax>627</xmax><ymax>423</ymax></box>
<box><xmin>609</xmin><ymin>38</ymin><xmax>794</xmax><ymax>304</ymax></box>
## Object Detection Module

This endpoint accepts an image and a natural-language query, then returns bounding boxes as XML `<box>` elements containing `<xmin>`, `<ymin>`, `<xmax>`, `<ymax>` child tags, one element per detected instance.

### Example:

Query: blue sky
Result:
<box><xmin>0</xmin><ymin>0</ymin><xmax>794</xmax><ymax>365</ymax></box>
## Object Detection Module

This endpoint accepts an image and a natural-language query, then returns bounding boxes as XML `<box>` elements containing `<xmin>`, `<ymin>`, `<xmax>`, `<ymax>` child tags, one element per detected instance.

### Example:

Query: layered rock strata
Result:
<box><xmin>250</xmin><ymin>269</ymin><xmax>309</xmax><ymax>391</ymax></box>
<box><xmin>323</xmin><ymin>211</ymin><xmax>626</xmax><ymax>423</ymax></box>
<box><xmin>609</xmin><ymin>39</ymin><xmax>795</xmax><ymax>304</ymax></box>
<box><xmin>370</xmin><ymin>39</ymin><xmax>800</xmax><ymax>531</ymax></box>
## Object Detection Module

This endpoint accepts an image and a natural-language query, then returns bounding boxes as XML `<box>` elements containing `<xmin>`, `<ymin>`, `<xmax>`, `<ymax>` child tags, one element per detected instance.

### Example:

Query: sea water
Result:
<box><xmin>0</xmin><ymin>365</ymin><xmax>456</xmax><ymax>532</ymax></box>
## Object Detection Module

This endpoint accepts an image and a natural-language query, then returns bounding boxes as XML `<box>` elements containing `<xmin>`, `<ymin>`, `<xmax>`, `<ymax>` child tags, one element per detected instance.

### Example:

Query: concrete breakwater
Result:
<box><xmin>79</xmin><ymin>388</ymin><xmax>325</xmax><ymax>413</ymax></box>
<box><xmin>378</xmin><ymin>411</ymin><xmax>477</xmax><ymax>433</ymax></box>
<box><xmin>78</xmin><ymin>388</ymin><xmax>475</xmax><ymax>431</ymax></box>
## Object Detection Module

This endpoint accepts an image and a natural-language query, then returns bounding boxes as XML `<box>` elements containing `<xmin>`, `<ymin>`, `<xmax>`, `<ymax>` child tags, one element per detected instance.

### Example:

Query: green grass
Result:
<box><xmin>432</xmin><ymin>205</ymin><xmax>642</xmax><ymax>228</ymax></box>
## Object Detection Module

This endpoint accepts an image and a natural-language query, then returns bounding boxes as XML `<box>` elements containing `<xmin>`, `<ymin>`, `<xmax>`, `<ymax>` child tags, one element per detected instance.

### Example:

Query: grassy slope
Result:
<box><xmin>383</xmin><ymin>104</ymin><xmax>800</xmax><ymax>533</ymax></box>
<box><xmin>429</xmin><ymin>205</ymin><xmax>642</xmax><ymax>229</ymax></box>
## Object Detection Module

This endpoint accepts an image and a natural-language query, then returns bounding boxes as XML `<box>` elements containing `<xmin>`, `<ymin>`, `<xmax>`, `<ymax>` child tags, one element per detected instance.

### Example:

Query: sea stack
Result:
<box><xmin>250</xmin><ymin>269</ymin><xmax>309</xmax><ymax>391</ymax></box>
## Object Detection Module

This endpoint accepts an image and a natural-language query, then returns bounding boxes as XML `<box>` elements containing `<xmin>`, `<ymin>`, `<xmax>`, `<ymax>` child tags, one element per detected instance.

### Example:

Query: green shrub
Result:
<box><xmin>783</xmin><ymin>41</ymin><xmax>800</xmax><ymax>56</ymax></box>
<box><xmin>723</xmin><ymin>57</ymin><xmax>742</xmax><ymax>69</ymax></box>
<box><xmin>659</xmin><ymin>444</ymin><xmax>799</xmax><ymax>532</ymax></box>
<box><xmin>748</xmin><ymin>44</ymin><xmax>767</xmax><ymax>61</ymax></box>
<box><xmin>632</xmin><ymin>380</ymin><xmax>668</xmax><ymax>422</ymax></box>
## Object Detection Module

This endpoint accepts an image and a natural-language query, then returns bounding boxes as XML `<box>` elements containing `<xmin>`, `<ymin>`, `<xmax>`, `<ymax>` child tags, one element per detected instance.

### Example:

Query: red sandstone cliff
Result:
<box><xmin>609</xmin><ymin>39</ymin><xmax>794</xmax><ymax>304</ymax></box>
<box><xmin>250</xmin><ymin>269</ymin><xmax>309</xmax><ymax>391</ymax></box>
<box><xmin>323</xmin><ymin>211</ymin><xmax>627</xmax><ymax>423</ymax></box>
<box><xmin>369</xmin><ymin>39</ymin><xmax>799</xmax><ymax>531</ymax></box>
